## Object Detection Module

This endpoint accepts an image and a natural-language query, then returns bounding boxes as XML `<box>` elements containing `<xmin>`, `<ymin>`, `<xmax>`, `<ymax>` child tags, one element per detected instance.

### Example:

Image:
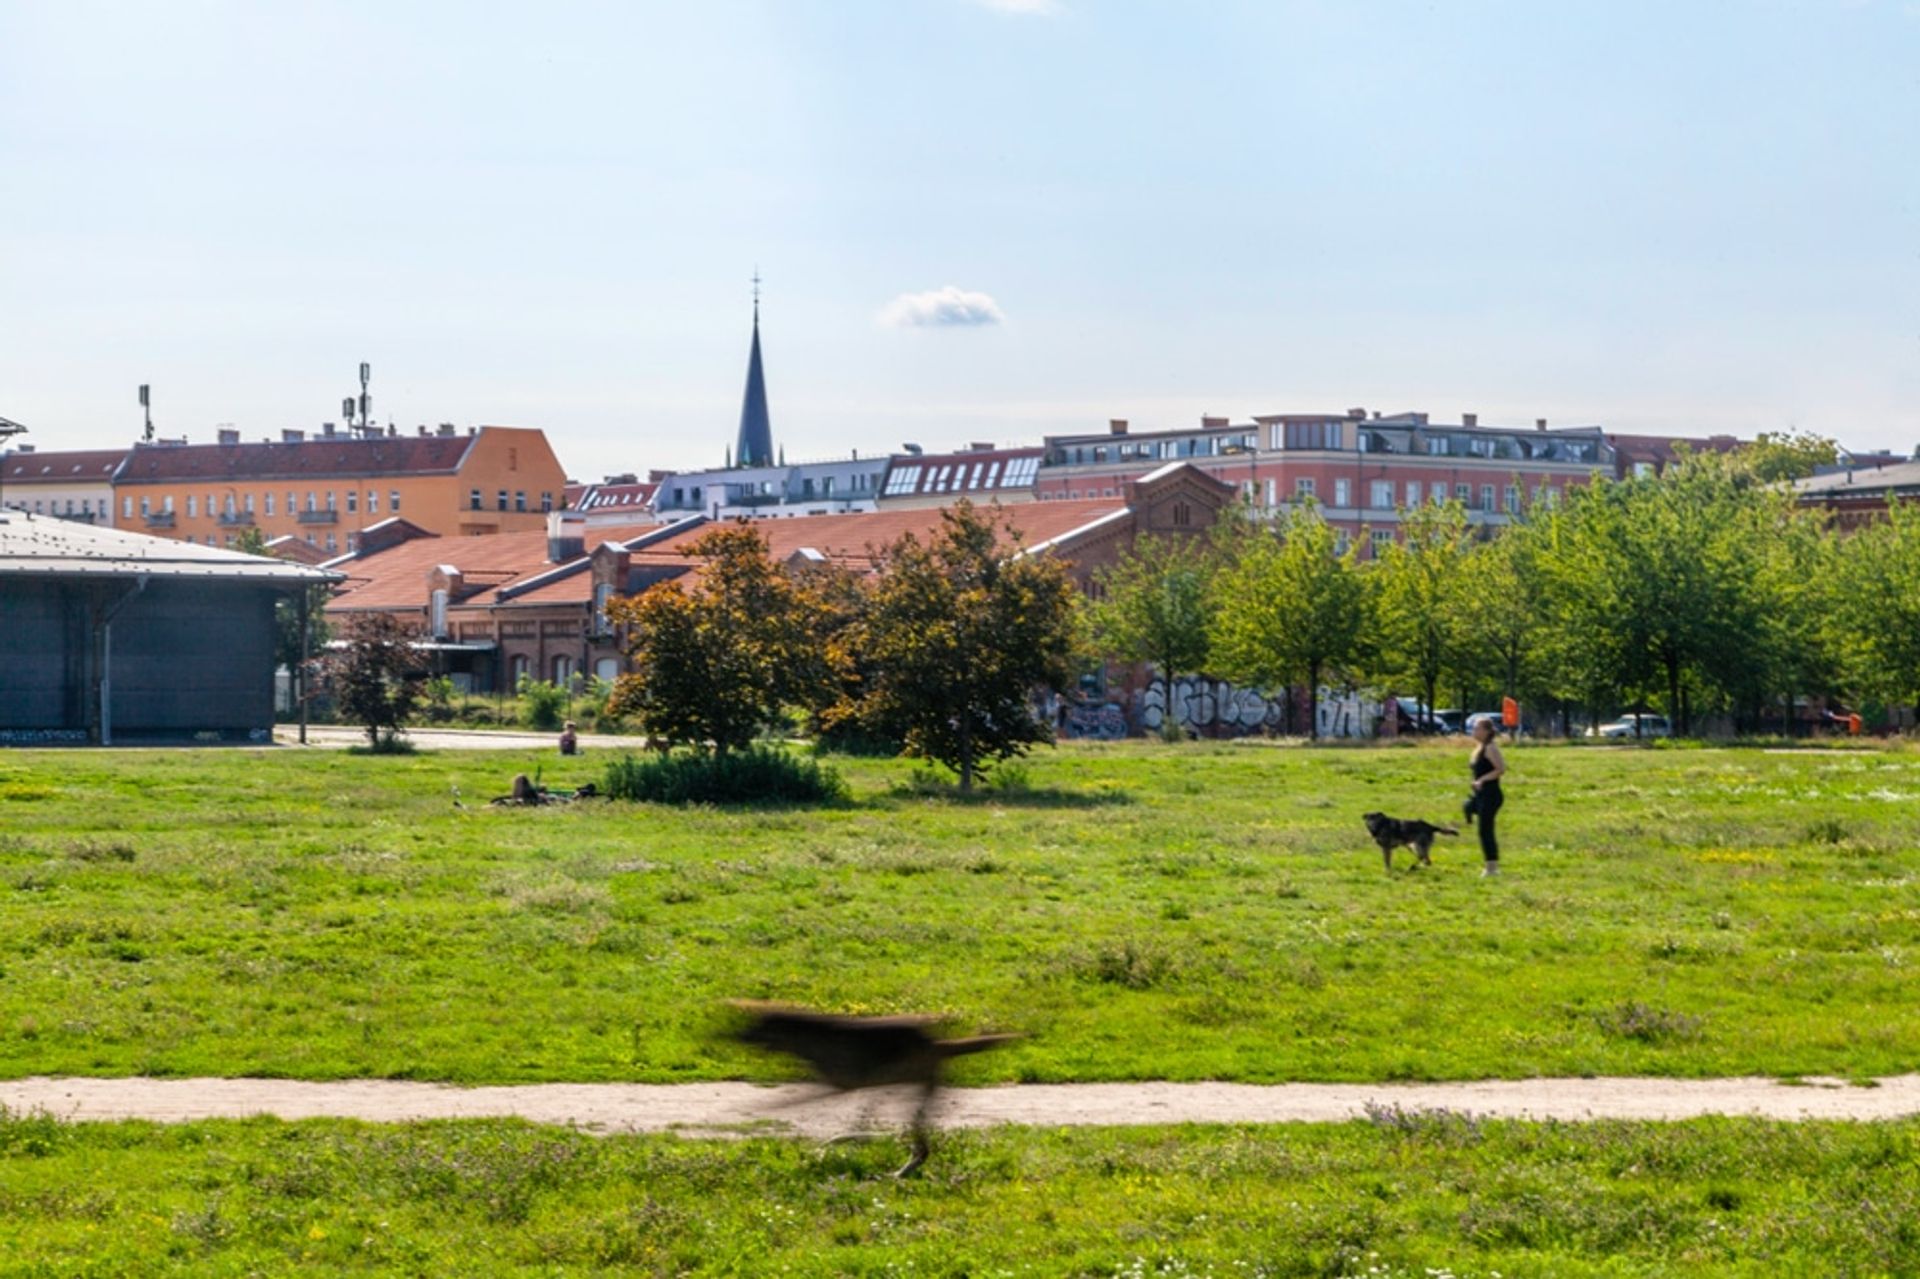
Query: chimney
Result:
<box><xmin>467</xmin><ymin>427</ymin><xmax>476</xmax><ymax>436</ymax></box>
<box><xmin>546</xmin><ymin>509</ymin><xmax>587</xmax><ymax>563</ymax></box>
<box><xmin>1201</xmin><ymin>415</ymin><xmax>1229</xmax><ymax>429</ymax></box>
<box><xmin>217</xmin><ymin>428</ymin><xmax>240</xmax><ymax>445</ymax></box>
<box><xmin>969</xmin><ymin>441</ymin><xmax>994</xmax><ymax>452</ymax></box>
<box><xmin>1110</xmin><ymin>418</ymin><xmax>1129</xmax><ymax>435</ymax></box>
<box><xmin>1347</xmin><ymin>407</ymin><xmax>1367</xmax><ymax>419</ymax></box>
<box><xmin>437</xmin><ymin>423</ymin><xmax>456</xmax><ymax>437</ymax></box>
<box><xmin>1536</xmin><ymin>418</ymin><xmax>1548</xmax><ymax>431</ymax></box>
<box><xmin>1462</xmin><ymin>413</ymin><xmax>1478</xmax><ymax>428</ymax></box>
<box><xmin>15</xmin><ymin>444</ymin><xmax>33</xmax><ymax>454</ymax></box>
<box><xmin>282</xmin><ymin>429</ymin><xmax>305</xmax><ymax>443</ymax></box>
<box><xmin>323</xmin><ymin>422</ymin><xmax>339</xmax><ymax>437</ymax></box>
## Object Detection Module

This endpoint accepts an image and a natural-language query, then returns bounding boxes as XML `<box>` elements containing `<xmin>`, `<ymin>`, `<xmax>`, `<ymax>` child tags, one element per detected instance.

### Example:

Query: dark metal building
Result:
<box><xmin>0</xmin><ymin>510</ymin><xmax>338</xmax><ymax>744</ymax></box>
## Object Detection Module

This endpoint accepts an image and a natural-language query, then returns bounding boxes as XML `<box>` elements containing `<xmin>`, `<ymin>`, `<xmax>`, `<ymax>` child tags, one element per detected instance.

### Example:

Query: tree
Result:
<box><xmin>1836</xmin><ymin>499</ymin><xmax>1920</xmax><ymax>719</ymax></box>
<box><xmin>1372</xmin><ymin>499</ymin><xmax>1475</xmax><ymax>729</ymax></box>
<box><xmin>1459</xmin><ymin>515</ymin><xmax>1545</xmax><ymax>715</ymax></box>
<box><xmin>606</xmin><ymin>524</ymin><xmax>822</xmax><ymax>753</ymax></box>
<box><xmin>328</xmin><ymin>613</ymin><xmax>425</xmax><ymax>749</ymax></box>
<box><xmin>1208</xmin><ymin>502</ymin><xmax>1371</xmax><ymax>739</ymax></box>
<box><xmin>1090</xmin><ymin>533</ymin><xmax>1217</xmax><ymax>702</ymax></box>
<box><xmin>841</xmin><ymin>501</ymin><xmax>1079</xmax><ymax>790</ymax></box>
<box><xmin>1733</xmin><ymin>430</ymin><xmax>1839</xmax><ymax>485</ymax></box>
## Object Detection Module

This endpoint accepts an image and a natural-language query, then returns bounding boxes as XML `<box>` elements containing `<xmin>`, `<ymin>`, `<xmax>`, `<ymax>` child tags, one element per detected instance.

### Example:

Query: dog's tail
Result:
<box><xmin>1435</xmin><ymin>825</ymin><xmax>1459</xmax><ymax>836</ymax></box>
<box><xmin>936</xmin><ymin>1033</ymin><xmax>1020</xmax><ymax>1059</ymax></box>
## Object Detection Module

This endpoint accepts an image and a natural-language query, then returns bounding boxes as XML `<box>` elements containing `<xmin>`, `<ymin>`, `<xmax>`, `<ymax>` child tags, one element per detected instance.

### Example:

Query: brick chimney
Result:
<box><xmin>282</xmin><ymin>429</ymin><xmax>305</xmax><ymax>443</ymax></box>
<box><xmin>1109</xmin><ymin>419</ymin><xmax>1129</xmax><ymax>435</ymax></box>
<box><xmin>1462</xmin><ymin>413</ymin><xmax>1478</xmax><ymax>428</ymax></box>
<box><xmin>217</xmin><ymin>427</ymin><xmax>240</xmax><ymax>445</ymax></box>
<box><xmin>1536</xmin><ymin>418</ymin><xmax>1548</xmax><ymax>431</ymax></box>
<box><xmin>1201</xmin><ymin>415</ymin><xmax>1229</xmax><ymax>429</ymax></box>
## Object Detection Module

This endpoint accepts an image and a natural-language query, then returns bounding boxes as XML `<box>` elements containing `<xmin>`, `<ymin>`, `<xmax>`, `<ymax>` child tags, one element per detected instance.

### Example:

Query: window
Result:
<box><xmin>1429</xmin><ymin>436</ymin><xmax>1451</xmax><ymax>456</ymax></box>
<box><xmin>123</xmin><ymin>496</ymin><xmax>133</xmax><ymax>518</ymax></box>
<box><xmin>1172</xmin><ymin>500</ymin><xmax>1192</xmax><ymax>528</ymax></box>
<box><xmin>514</xmin><ymin>490</ymin><xmax>526</xmax><ymax>512</ymax></box>
<box><xmin>265</xmin><ymin>492</ymin><xmax>275</xmax><ymax>516</ymax></box>
<box><xmin>1405</xmin><ymin>481</ymin><xmax>1422</xmax><ymax>506</ymax></box>
<box><xmin>1480</xmin><ymin>485</ymin><xmax>1496</xmax><ymax>512</ymax></box>
<box><xmin>187</xmin><ymin>496</ymin><xmax>198</xmax><ymax>518</ymax></box>
<box><xmin>1284</xmin><ymin>421</ymin><xmax>1344</xmax><ymax>450</ymax></box>
<box><xmin>552</xmin><ymin>655</ymin><xmax>574</xmax><ymax>684</ymax></box>
<box><xmin>1455</xmin><ymin>483</ymin><xmax>1470</xmax><ymax>504</ymax></box>
<box><xmin>822</xmin><ymin>476</ymin><xmax>835</xmax><ymax>497</ymax></box>
<box><xmin>286</xmin><ymin>491</ymin><xmax>295</xmax><ymax>514</ymax></box>
<box><xmin>244</xmin><ymin>493</ymin><xmax>254</xmax><ymax>515</ymax></box>
<box><xmin>540</xmin><ymin>492</ymin><xmax>552</xmax><ymax>512</ymax></box>
<box><xmin>1334</xmin><ymin>478</ymin><xmax>1351</xmax><ymax>507</ymax></box>
<box><xmin>497</xmin><ymin>490</ymin><xmax>509</xmax><ymax>511</ymax></box>
<box><xmin>325</xmin><ymin>491</ymin><xmax>336</xmax><ymax>511</ymax></box>
<box><xmin>305</xmin><ymin>491</ymin><xmax>316</xmax><ymax>512</ymax></box>
<box><xmin>1505</xmin><ymin>484</ymin><xmax>1521</xmax><ymax>514</ymax></box>
<box><xmin>367</xmin><ymin>491</ymin><xmax>377</xmax><ymax>514</ymax></box>
<box><xmin>390</xmin><ymin>490</ymin><xmax>401</xmax><ymax>512</ymax></box>
<box><xmin>595</xmin><ymin>657</ymin><xmax>620</xmax><ymax>685</ymax></box>
<box><xmin>1369</xmin><ymin>480</ymin><xmax>1392</xmax><ymax>509</ymax></box>
<box><xmin>510</xmin><ymin>654</ymin><xmax>530</xmax><ymax>684</ymax></box>
<box><xmin>1295</xmin><ymin>477</ymin><xmax>1316</xmax><ymax>499</ymax></box>
<box><xmin>346</xmin><ymin>490</ymin><xmax>357</xmax><ymax>514</ymax></box>
<box><xmin>325</xmin><ymin>533</ymin><xmax>337</xmax><ymax>552</ymax></box>
<box><xmin>470</xmin><ymin>489</ymin><xmax>482</xmax><ymax>511</ymax></box>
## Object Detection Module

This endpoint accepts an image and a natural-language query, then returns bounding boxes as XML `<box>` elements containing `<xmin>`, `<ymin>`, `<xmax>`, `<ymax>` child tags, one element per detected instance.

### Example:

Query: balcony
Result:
<box><xmin>217</xmin><ymin>511</ymin><xmax>254</xmax><ymax>527</ymax></box>
<box><xmin>297</xmin><ymin>508</ymin><xmax>339</xmax><ymax>525</ymax></box>
<box><xmin>142</xmin><ymin>510</ymin><xmax>176</xmax><ymax>529</ymax></box>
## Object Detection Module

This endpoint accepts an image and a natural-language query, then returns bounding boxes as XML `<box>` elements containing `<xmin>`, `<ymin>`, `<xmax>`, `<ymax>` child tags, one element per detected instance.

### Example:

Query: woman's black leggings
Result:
<box><xmin>1476</xmin><ymin>784</ymin><xmax>1504</xmax><ymax>863</ymax></box>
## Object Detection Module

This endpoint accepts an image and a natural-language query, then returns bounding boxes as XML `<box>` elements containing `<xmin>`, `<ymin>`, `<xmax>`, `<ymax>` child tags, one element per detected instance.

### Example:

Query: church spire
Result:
<box><xmin>734</xmin><ymin>270</ymin><xmax>774</xmax><ymax>468</ymax></box>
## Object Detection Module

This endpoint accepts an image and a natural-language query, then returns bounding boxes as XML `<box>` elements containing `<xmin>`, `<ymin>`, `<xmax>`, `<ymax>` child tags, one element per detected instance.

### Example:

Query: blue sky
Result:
<box><xmin>3</xmin><ymin>0</ymin><xmax>1916</xmax><ymax>479</ymax></box>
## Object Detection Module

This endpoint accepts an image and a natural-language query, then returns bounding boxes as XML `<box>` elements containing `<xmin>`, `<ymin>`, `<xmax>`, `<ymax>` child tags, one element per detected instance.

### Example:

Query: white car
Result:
<box><xmin>1593</xmin><ymin>713</ymin><xmax>1671</xmax><ymax>739</ymax></box>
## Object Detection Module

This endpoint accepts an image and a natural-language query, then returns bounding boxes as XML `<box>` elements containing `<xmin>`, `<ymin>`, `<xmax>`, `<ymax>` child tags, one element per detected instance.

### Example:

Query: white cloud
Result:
<box><xmin>971</xmin><ymin>0</ymin><xmax>1062</xmax><ymax>15</ymax></box>
<box><xmin>879</xmin><ymin>285</ymin><xmax>1006</xmax><ymax>329</ymax></box>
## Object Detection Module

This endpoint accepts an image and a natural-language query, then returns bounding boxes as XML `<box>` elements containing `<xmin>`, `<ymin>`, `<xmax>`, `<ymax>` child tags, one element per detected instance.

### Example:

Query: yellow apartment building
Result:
<box><xmin>111</xmin><ymin>424</ymin><xmax>567</xmax><ymax>554</ymax></box>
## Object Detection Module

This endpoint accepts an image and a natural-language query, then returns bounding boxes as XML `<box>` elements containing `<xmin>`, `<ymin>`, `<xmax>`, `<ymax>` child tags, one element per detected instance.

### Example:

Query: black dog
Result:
<box><xmin>728</xmin><ymin>1002</ymin><xmax>1016</xmax><ymax>1176</ymax></box>
<box><xmin>1362</xmin><ymin>811</ymin><xmax>1459</xmax><ymax>871</ymax></box>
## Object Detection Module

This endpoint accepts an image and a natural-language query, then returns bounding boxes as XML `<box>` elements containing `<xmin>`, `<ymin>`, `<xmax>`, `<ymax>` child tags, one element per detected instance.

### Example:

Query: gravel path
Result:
<box><xmin>6</xmin><ymin>1076</ymin><xmax>1918</xmax><ymax>1134</ymax></box>
<box><xmin>273</xmin><ymin>726</ymin><xmax>655</xmax><ymax>751</ymax></box>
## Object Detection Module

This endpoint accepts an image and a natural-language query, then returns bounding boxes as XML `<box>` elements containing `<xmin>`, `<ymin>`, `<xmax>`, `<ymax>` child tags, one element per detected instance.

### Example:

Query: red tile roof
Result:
<box><xmin>117</xmin><ymin>435</ymin><xmax>476</xmax><ymax>484</ymax></box>
<box><xmin>641</xmin><ymin>498</ymin><xmax>1124</xmax><ymax>566</ymax></box>
<box><xmin>2</xmin><ymin>449</ymin><xmax>127</xmax><ymax>483</ymax></box>
<box><xmin>325</xmin><ymin>522</ymin><xmax>655</xmax><ymax>613</ymax></box>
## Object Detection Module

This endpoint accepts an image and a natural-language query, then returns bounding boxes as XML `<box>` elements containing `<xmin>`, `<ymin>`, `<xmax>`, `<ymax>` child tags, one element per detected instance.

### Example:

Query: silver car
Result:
<box><xmin>1593</xmin><ymin>713</ymin><xmax>1672</xmax><ymax>739</ymax></box>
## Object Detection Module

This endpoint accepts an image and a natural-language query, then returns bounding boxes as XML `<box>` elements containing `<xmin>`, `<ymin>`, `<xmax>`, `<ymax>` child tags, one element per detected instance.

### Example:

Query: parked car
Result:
<box><xmin>1434</xmin><ymin>709</ymin><xmax>1464</xmax><ymax>735</ymax></box>
<box><xmin>1392</xmin><ymin>697</ymin><xmax>1455</xmax><ymax>734</ymax></box>
<box><xmin>1592</xmin><ymin>713</ymin><xmax>1672</xmax><ymax>739</ymax></box>
<box><xmin>1464</xmin><ymin>710</ymin><xmax>1528</xmax><ymax>737</ymax></box>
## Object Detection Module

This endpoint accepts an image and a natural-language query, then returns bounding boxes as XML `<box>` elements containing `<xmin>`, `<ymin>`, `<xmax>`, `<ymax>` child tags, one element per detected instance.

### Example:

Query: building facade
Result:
<box><xmin>875</xmin><ymin>445</ymin><xmax>1043</xmax><ymax>508</ymax></box>
<box><xmin>651</xmin><ymin>455</ymin><xmax>887</xmax><ymax>522</ymax></box>
<box><xmin>1</xmin><ymin>447</ymin><xmax>124</xmax><ymax>524</ymax></box>
<box><xmin>1035</xmin><ymin>410</ymin><xmax>1616</xmax><ymax>543</ymax></box>
<box><xmin>1795</xmin><ymin>458</ymin><xmax>1920</xmax><ymax>529</ymax></box>
<box><xmin>110</xmin><ymin>423</ymin><xmax>567</xmax><ymax>553</ymax></box>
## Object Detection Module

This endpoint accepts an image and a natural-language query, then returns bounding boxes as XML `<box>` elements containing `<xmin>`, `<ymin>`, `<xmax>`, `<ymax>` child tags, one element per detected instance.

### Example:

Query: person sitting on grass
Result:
<box><xmin>558</xmin><ymin>720</ymin><xmax>579</xmax><ymax>756</ymax></box>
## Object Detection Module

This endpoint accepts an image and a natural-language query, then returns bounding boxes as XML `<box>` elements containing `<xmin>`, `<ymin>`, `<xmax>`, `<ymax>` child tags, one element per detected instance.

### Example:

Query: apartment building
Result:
<box><xmin>1</xmin><ymin>447</ymin><xmax>125</xmax><ymax>524</ymax></box>
<box><xmin>111</xmin><ymin>423</ymin><xmax>566</xmax><ymax>554</ymax></box>
<box><xmin>1036</xmin><ymin>409</ymin><xmax>1617</xmax><ymax>544</ymax></box>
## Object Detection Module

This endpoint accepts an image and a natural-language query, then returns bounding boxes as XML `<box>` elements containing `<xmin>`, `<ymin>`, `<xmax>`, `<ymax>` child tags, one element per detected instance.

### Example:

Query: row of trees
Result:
<box><xmin>1092</xmin><ymin>438</ymin><xmax>1920</xmax><ymax>737</ymax></box>
<box><xmin>607</xmin><ymin>506</ymin><xmax>1080</xmax><ymax>789</ymax></box>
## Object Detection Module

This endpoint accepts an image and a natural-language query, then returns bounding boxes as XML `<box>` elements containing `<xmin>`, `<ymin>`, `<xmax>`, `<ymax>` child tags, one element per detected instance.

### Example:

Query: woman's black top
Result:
<box><xmin>1472</xmin><ymin>750</ymin><xmax>1501</xmax><ymax>790</ymax></box>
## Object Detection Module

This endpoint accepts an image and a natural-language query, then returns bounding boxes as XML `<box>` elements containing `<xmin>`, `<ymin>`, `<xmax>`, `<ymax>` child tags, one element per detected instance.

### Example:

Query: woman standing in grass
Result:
<box><xmin>1467</xmin><ymin>719</ymin><xmax>1507</xmax><ymax>876</ymax></box>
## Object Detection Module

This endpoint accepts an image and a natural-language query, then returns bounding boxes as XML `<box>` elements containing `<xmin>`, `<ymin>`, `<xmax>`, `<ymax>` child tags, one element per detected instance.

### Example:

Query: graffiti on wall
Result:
<box><xmin>1128</xmin><ymin>678</ymin><xmax>1381</xmax><ymax>739</ymax></box>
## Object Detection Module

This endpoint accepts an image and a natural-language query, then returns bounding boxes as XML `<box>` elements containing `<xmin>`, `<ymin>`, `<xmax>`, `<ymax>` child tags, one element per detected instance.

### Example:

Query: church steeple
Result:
<box><xmin>734</xmin><ymin>272</ymin><xmax>774</xmax><ymax>468</ymax></box>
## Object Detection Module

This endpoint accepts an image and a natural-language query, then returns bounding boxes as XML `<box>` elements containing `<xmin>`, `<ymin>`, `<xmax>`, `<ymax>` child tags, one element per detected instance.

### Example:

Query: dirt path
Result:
<box><xmin>6</xmin><ymin>1076</ymin><xmax>1919</xmax><ymax>1134</ymax></box>
<box><xmin>273</xmin><ymin>726</ymin><xmax>657</xmax><ymax>751</ymax></box>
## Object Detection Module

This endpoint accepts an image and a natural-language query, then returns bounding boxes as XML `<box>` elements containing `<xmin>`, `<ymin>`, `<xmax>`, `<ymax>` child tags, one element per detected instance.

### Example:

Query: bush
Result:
<box><xmin>518</xmin><ymin>678</ymin><xmax>569</xmax><ymax>732</ymax></box>
<box><xmin>601</xmin><ymin>747</ymin><xmax>847</xmax><ymax>806</ymax></box>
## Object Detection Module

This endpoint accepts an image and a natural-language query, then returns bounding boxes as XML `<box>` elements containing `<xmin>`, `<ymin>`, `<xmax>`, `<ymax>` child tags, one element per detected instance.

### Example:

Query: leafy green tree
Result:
<box><xmin>842</xmin><ymin>501</ymin><xmax>1079</xmax><ymax>790</ymax></box>
<box><xmin>1734</xmin><ymin>430</ymin><xmax>1840</xmax><ymax>485</ymax></box>
<box><xmin>1372</xmin><ymin>500</ymin><xmax>1475</xmax><ymax>729</ymax></box>
<box><xmin>606</xmin><ymin>524</ymin><xmax>820</xmax><ymax>753</ymax></box>
<box><xmin>1836</xmin><ymin>499</ymin><xmax>1920</xmax><ymax>717</ymax></box>
<box><xmin>327</xmin><ymin>613</ymin><xmax>425</xmax><ymax>750</ymax></box>
<box><xmin>1458</xmin><ymin>515</ymin><xmax>1545</xmax><ymax>712</ymax></box>
<box><xmin>1090</xmin><ymin>533</ymin><xmax>1217</xmax><ymax>696</ymax></box>
<box><xmin>1209</xmin><ymin>502</ymin><xmax>1370</xmax><ymax>739</ymax></box>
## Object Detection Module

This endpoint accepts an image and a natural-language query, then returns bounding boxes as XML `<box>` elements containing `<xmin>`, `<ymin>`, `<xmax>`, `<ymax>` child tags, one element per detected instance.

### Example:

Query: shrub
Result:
<box><xmin>518</xmin><ymin>677</ymin><xmax>569</xmax><ymax>731</ymax></box>
<box><xmin>600</xmin><ymin>747</ymin><xmax>847</xmax><ymax>806</ymax></box>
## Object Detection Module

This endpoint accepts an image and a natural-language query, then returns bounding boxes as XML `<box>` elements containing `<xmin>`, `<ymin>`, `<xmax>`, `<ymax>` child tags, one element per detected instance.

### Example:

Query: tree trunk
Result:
<box><xmin>1307</xmin><ymin>660</ymin><xmax>1321</xmax><ymax>741</ymax></box>
<box><xmin>957</xmin><ymin>719</ymin><xmax>974</xmax><ymax>793</ymax></box>
<box><xmin>1666</xmin><ymin>657</ymin><xmax>1682</xmax><ymax>737</ymax></box>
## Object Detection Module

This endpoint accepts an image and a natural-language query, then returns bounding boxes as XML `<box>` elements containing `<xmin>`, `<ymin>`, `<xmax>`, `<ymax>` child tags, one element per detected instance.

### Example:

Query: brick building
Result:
<box><xmin>110</xmin><ymin>424</ymin><xmax>566</xmax><ymax>554</ymax></box>
<box><xmin>1795</xmin><ymin>458</ymin><xmax>1920</xmax><ymax>529</ymax></box>
<box><xmin>1035</xmin><ymin>410</ymin><xmax>1616</xmax><ymax>545</ymax></box>
<box><xmin>325</xmin><ymin>463</ymin><xmax>1237</xmax><ymax>695</ymax></box>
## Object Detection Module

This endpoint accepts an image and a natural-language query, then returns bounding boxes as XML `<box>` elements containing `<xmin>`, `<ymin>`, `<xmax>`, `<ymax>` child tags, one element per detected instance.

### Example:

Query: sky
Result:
<box><xmin>3</xmin><ymin>0</ymin><xmax>1917</xmax><ymax>480</ymax></box>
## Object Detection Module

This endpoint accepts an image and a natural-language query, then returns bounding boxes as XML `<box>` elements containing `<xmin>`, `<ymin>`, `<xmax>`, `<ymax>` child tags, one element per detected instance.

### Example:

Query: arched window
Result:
<box><xmin>509</xmin><ymin>654</ymin><xmax>530</xmax><ymax>686</ymax></box>
<box><xmin>552</xmin><ymin>655</ymin><xmax>574</xmax><ymax>684</ymax></box>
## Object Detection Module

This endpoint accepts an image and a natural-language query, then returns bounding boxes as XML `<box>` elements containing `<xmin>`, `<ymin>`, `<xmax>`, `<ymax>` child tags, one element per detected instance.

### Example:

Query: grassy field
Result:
<box><xmin>1</xmin><ymin>741</ymin><xmax>1918</xmax><ymax>1083</ymax></box>
<box><xmin>2</xmin><ymin>1108</ymin><xmax>1916</xmax><ymax>1277</ymax></box>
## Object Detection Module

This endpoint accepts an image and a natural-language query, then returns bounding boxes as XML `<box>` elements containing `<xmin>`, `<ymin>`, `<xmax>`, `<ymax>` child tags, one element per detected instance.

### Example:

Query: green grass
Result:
<box><xmin>1</xmin><ymin>1110</ymin><xmax>1916</xmax><ymax>1276</ymax></box>
<box><xmin>1</xmin><ymin>741</ymin><xmax>1918</xmax><ymax>1083</ymax></box>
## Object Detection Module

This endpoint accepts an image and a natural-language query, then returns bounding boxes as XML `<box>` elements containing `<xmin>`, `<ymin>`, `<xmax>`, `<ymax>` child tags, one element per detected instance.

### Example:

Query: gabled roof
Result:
<box><xmin>0</xmin><ymin>510</ymin><xmax>338</xmax><ymax>585</ymax></box>
<box><xmin>115</xmin><ymin>434</ymin><xmax>478</xmax><ymax>484</ymax></box>
<box><xmin>2</xmin><ymin>448</ymin><xmax>127</xmax><ymax>483</ymax></box>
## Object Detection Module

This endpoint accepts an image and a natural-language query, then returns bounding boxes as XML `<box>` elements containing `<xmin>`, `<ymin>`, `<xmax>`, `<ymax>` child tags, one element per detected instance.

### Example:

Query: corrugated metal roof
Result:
<box><xmin>0</xmin><ymin>510</ymin><xmax>339</xmax><ymax>584</ymax></box>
